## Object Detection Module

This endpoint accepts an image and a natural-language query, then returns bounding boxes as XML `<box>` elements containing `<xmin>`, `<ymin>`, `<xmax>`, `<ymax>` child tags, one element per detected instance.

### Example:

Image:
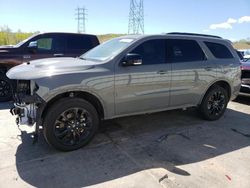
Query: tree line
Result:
<box><xmin>233</xmin><ymin>39</ymin><xmax>250</xmax><ymax>49</ymax></box>
<box><xmin>0</xmin><ymin>26</ymin><xmax>250</xmax><ymax>49</ymax></box>
<box><xmin>0</xmin><ymin>26</ymin><xmax>36</xmax><ymax>46</ymax></box>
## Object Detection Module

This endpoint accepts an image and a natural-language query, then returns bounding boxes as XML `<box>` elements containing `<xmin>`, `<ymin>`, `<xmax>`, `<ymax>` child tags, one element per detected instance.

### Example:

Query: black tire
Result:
<box><xmin>43</xmin><ymin>98</ymin><xmax>99</xmax><ymax>151</ymax></box>
<box><xmin>199</xmin><ymin>85</ymin><xmax>229</xmax><ymax>121</ymax></box>
<box><xmin>0</xmin><ymin>74</ymin><xmax>13</xmax><ymax>102</ymax></box>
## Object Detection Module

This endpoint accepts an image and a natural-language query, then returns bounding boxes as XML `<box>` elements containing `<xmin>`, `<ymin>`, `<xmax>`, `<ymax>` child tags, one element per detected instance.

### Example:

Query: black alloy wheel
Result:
<box><xmin>43</xmin><ymin>98</ymin><xmax>99</xmax><ymax>151</ymax></box>
<box><xmin>199</xmin><ymin>86</ymin><xmax>229</xmax><ymax>121</ymax></box>
<box><xmin>54</xmin><ymin>108</ymin><xmax>93</xmax><ymax>146</ymax></box>
<box><xmin>207</xmin><ymin>91</ymin><xmax>226</xmax><ymax>116</ymax></box>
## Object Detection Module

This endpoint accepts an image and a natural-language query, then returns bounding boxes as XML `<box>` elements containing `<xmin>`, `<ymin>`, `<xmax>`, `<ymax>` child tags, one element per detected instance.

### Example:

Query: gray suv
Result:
<box><xmin>7</xmin><ymin>33</ymin><xmax>241</xmax><ymax>151</ymax></box>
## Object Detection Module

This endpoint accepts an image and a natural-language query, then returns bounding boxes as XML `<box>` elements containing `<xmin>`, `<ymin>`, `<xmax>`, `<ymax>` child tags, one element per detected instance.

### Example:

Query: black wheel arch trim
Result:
<box><xmin>40</xmin><ymin>90</ymin><xmax>105</xmax><ymax>125</ymax></box>
<box><xmin>199</xmin><ymin>80</ymin><xmax>231</xmax><ymax>105</ymax></box>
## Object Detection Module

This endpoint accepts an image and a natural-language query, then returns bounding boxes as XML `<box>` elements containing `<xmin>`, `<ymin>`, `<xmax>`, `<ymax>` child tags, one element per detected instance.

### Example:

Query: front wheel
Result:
<box><xmin>43</xmin><ymin>98</ymin><xmax>99</xmax><ymax>151</ymax></box>
<box><xmin>199</xmin><ymin>86</ymin><xmax>229</xmax><ymax>121</ymax></box>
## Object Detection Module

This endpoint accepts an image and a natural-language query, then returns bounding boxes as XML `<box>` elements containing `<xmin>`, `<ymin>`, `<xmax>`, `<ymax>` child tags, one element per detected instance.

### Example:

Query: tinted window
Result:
<box><xmin>131</xmin><ymin>39</ymin><xmax>166</xmax><ymax>65</ymax></box>
<box><xmin>166</xmin><ymin>39</ymin><xmax>205</xmax><ymax>63</ymax></box>
<box><xmin>52</xmin><ymin>37</ymin><xmax>65</xmax><ymax>52</ymax></box>
<box><xmin>67</xmin><ymin>35</ymin><xmax>94</xmax><ymax>50</ymax></box>
<box><xmin>205</xmin><ymin>42</ymin><xmax>233</xmax><ymax>59</ymax></box>
<box><xmin>36</xmin><ymin>37</ymin><xmax>65</xmax><ymax>53</ymax></box>
<box><xmin>37</xmin><ymin>38</ymin><xmax>52</xmax><ymax>50</ymax></box>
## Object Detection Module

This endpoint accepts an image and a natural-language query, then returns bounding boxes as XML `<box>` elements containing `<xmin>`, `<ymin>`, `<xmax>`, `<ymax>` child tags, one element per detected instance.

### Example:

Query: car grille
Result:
<box><xmin>242</xmin><ymin>79</ymin><xmax>250</xmax><ymax>85</ymax></box>
<box><xmin>241</xmin><ymin>70</ymin><xmax>250</xmax><ymax>79</ymax></box>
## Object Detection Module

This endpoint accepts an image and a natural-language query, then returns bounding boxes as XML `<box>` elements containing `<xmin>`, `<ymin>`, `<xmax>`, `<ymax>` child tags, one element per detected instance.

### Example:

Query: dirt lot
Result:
<box><xmin>0</xmin><ymin>97</ymin><xmax>250</xmax><ymax>188</ymax></box>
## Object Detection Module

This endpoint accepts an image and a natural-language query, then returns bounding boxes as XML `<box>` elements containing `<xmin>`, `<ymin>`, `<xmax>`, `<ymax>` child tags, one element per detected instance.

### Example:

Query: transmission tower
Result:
<box><xmin>75</xmin><ymin>7</ymin><xmax>87</xmax><ymax>33</ymax></box>
<box><xmin>128</xmin><ymin>0</ymin><xmax>144</xmax><ymax>34</ymax></box>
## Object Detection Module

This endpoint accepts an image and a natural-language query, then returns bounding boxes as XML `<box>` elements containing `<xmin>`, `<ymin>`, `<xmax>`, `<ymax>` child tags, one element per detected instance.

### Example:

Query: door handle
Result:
<box><xmin>23</xmin><ymin>55</ymin><xmax>31</xmax><ymax>59</ymax></box>
<box><xmin>54</xmin><ymin>53</ymin><xmax>64</xmax><ymax>57</ymax></box>
<box><xmin>157</xmin><ymin>70</ymin><xmax>168</xmax><ymax>75</ymax></box>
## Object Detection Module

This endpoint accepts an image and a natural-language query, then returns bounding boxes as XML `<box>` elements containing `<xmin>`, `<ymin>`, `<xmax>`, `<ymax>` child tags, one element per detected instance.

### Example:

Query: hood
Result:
<box><xmin>0</xmin><ymin>46</ymin><xmax>16</xmax><ymax>53</ymax></box>
<box><xmin>7</xmin><ymin>57</ymin><xmax>101</xmax><ymax>80</ymax></box>
<box><xmin>0</xmin><ymin>45</ymin><xmax>15</xmax><ymax>48</ymax></box>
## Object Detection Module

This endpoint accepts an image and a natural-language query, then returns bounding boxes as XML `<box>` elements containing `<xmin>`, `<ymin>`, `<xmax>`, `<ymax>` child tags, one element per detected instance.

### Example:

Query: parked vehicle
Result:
<box><xmin>0</xmin><ymin>32</ymin><xmax>99</xmax><ymax>101</ymax></box>
<box><xmin>238</xmin><ymin>49</ymin><xmax>250</xmax><ymax>59</ymax></box>
<box><xmin>7</xmin><ymin>33</ymin><xmax>241</xmax><ymax>151</ymax></box>
<box><xmin>240</xmin><ymin>58</ymin><xmax>250</xmax><ymax>95</ymax></box>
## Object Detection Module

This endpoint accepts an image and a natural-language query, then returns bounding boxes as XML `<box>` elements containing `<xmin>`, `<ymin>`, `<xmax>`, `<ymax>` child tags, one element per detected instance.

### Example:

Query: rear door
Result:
<box><xmin>167</xmin><ymin>39</ymin><xmax>214</xmax><ymax>107</ymax></box>
<box><xmin>66</xmin><ymin>35</ymin><xmax>98</xmax><ymax>57</ymax></box>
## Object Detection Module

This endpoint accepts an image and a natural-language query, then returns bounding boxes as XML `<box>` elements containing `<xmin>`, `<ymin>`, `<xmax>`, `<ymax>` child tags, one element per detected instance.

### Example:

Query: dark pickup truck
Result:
<box><xmin>0</xmin><ymin>32</ymin><xmax>99</xmax><ymax>101</ymax></box>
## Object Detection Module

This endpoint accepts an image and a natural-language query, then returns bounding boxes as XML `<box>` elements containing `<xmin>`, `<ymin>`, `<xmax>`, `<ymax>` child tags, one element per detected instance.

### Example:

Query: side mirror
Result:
<box><xmin>28</xmin><ymin>41</ymin><xmax>37</xmax><ymax>49</ymax></box>
<box><xmin>27</xmin><ymin>41</ymin><xmax>37</xmax><ymax>53</ymax></box>
<box><xmin>122</xmin><ymin>53</ymin><xmax>142</xmax><ymax>66</ymax></box>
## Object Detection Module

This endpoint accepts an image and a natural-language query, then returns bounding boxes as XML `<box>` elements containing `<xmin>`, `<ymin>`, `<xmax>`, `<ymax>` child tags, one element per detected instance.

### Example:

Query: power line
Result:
<box><xmin>128</xmin><ymin>0</ymin><xmax>144</xmax><ymax>34</ymax></box>
<box><xmin>75</xmin><ymin>7</ymin><xmax>87</xmax><ymax>33</ymax></box>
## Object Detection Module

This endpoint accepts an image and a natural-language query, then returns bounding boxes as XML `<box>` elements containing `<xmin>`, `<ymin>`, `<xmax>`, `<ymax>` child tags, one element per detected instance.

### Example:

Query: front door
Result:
<box><xmin>22</xmin><ymin>34</ymin><xmax>66</xmax><ymax>62</ymax></box>
<box><xmin>115</xmin><ymin>39</ymin><xmax>171</xmax><ymax>116</ymax></box>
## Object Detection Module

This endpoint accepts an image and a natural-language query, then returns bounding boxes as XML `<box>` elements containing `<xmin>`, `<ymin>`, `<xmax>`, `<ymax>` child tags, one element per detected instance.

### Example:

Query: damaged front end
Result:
<box><xmin>10</xmin><ymin>80</ymin><xmax>44</xmax><ymax>127</ymax></box>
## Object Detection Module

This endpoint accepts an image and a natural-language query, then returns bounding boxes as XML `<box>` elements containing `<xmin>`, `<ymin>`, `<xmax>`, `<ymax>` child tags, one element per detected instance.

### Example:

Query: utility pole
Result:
<box><xmin>128</xmin><ymin>0</ymin><xmax>144</xmax><ymax>34</ymax></box>
<box><xmin>75</xmin><ymin>7</ymin><xmax>87</xmax><ymax>33</ymax></box>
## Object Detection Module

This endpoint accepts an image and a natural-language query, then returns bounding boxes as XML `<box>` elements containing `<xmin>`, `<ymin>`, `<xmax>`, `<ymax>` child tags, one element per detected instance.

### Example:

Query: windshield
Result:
<box><xmin>80</xmin><ymin>38</ymin><xmax>135</xmax><ymax>61</ymax></box>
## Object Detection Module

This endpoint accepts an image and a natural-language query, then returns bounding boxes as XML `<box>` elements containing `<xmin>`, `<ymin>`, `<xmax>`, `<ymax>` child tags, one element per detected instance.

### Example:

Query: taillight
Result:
<box><xmin>241</xmin><ymin>65</ymin><xmax>250</xmax><ymax>70</ymax></box>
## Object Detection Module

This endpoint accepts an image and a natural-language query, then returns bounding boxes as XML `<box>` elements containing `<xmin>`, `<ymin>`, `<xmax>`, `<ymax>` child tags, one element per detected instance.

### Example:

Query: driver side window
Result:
<box><xmin>37</xmin><ymin>38</ymin><xmax>53</xmax><ymax>51</ymax></box>
<box><xmin>130</xmin><ymin>39</ymin><xmax>166</xmax><ymax>65</ymax></box>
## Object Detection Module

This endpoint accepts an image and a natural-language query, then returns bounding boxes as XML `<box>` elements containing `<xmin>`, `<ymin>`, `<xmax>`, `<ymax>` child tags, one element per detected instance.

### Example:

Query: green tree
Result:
<box><xmin>0</xmin><ymin>25</ymin><xmax>35</xmax><ymax>46</ymax></box>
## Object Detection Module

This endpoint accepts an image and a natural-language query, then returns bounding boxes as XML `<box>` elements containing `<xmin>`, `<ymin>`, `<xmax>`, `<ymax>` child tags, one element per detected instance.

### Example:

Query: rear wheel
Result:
<box><xmin>199</xmin><ymin>86</ymin><xmax>229</xmax><ymax>121</ymax></box>
<box><xmin>43</xmin><ymin>98</ymin><xmax>99</xmax><ymax>151</ymax></box>
<box><xmin>0</xmin><ymin>74</ymin><xmax>13</xmax><ymax>102</ymax></box>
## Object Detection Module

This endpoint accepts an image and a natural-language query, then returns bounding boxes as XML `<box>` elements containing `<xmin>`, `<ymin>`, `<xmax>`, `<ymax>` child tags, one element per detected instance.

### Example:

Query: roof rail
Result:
<box><xmin>167</xmin><ymin>32</ymin><xmax>222</xmax><ymax>39</ymax></box>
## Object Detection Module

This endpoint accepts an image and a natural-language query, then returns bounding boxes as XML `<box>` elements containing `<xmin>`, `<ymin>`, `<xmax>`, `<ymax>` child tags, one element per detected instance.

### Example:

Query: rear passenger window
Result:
<box><xmin>130</xmin><ymin>39</ymin><xmax>166</xmax><ymax>65</ymax></box>
<box><xmin>205</xmin><ymin>42</ymin><xmax>233</xmax><ymax>59</ymax></box>
<box><xmin>166</xmin><ymin>39</ymin><xmax>206</xmax><ymax>63</ymax></box>
<box><xmin>67</xmin><ymin>36</ymin><xmax>93</xmax><ymax>50</ymax></box>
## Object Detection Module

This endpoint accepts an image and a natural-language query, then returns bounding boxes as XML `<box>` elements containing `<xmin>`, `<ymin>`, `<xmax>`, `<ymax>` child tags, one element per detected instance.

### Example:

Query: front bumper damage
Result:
<box><xmin>10</xmin><ymin>103</ymin><xmax>36</xmax><ymax>126</ymax></box>
<box><xmin>10</xmin><ymin>80</ymin><xmax>46</xmax><ymax>142</ymax></box>
<box><xmin>10</xmin><ymin>94</ymin><xmax>44</xmax><ymax>126</ymax></box>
